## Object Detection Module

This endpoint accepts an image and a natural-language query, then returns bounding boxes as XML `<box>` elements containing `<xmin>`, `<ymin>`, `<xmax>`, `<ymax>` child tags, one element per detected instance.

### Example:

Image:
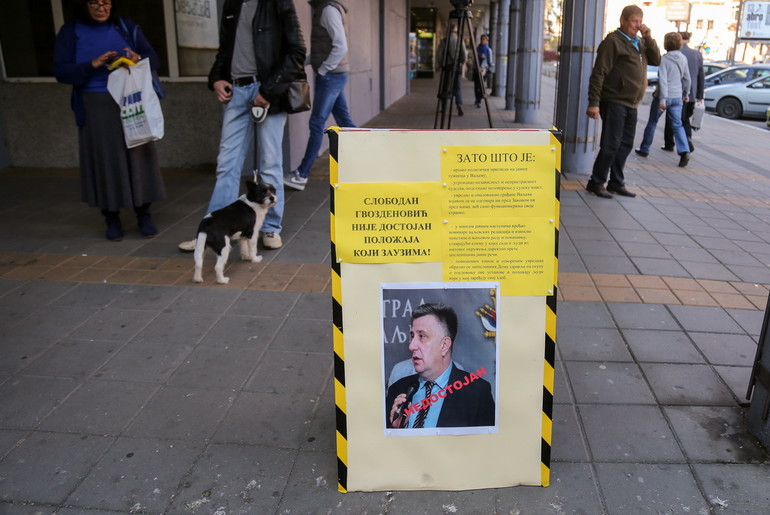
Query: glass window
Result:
<box><xmin>0</xmin><ymin>1</ymin><xmax>56</xmax><ymax>78</ymax></box>
<box><xmin>175</xmin><ymin>0</ymin><xmax>219</xmax><ymax>76</ymax></box>
<box><xmin>722</xmin><ymin>69</ymin><xmax>748</xmax><ymax>82</ymax></box>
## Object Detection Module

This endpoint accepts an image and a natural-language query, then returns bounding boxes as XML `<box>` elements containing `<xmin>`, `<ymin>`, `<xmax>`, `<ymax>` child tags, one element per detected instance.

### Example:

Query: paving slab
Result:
<box><xmin>0</xmin><ymin>432</ymin><xmax>113</xmax><ymax>505</ymax></box>
<box><xmin>556</xmin><ymin>326</ymin><xmax>633</xmax><ymax>362</ymax></box>
<box><xmin>621</xmin><ymin>329</ymin><xmax>704</xmax><ymax>363</ymax></box>
<box><xmin>595</xmin><ymin>463</ymin><xmax>710</xmax><ymax>514</ymax></box>
<box><xmin>693</xmin><ymin>463</ymin><xmax>770</xmax><ymax>513</ymax></box>
<box><xmin>640</xmin><ymin>362</ymin><xmax>736</xmax><ymax>406</ymax></box>
<box><xmin>664</xmin><ymin>406</ymin><xmax>769</xmax><ymax>463</ymax></box>
<box><xmin>579</xmin><ymin>405</ymin><xmax>684</xmax><ymax>462</ymax></box>
<box><xmin>65</xmin><ymin>437</ymin><xmax>203</xmax><ymax>513</ymax></box>
<box><xmin>566</xmin><ymin>361</ymin><xmax>656</xmax><ymax>404</ymax></box>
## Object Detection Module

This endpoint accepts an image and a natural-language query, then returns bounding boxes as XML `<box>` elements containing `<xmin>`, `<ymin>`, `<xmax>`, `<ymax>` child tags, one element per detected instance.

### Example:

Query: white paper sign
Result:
<box><xmin>740</xmin><ymin>1</ymin><xmax>770</xmax><ymax>40</ymax></box>
<box><xmin>175</xmin><ymin>0</ymin><xmax>219</xmax><ymax>49</ymax></box>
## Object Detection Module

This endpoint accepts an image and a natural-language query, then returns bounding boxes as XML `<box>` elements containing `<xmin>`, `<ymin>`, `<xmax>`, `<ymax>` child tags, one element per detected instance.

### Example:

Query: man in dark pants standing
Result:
<box><xmin>662</xmin><ymin>32</ymin><xmax>703</xmax><ymax>153</ymax></box>
<box><xmin>585</xmin><ymin>4</ymin><xmax>660</xmax><ymax>199</ymax></box>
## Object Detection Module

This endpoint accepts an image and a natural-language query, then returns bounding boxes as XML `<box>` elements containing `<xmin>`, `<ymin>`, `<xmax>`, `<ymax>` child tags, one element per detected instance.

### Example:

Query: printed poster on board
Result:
<box><xmin>330</xmin><ymin>128</ymin><xmax>560</xmax><ymax>492</ymax></box>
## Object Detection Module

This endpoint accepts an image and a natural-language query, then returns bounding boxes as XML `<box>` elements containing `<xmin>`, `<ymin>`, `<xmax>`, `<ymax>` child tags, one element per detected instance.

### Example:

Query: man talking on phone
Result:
<box><xmin>179</xmin><ymin>0</ymin><xmax>305</xmax><ymax>252</ymax></box>
<box><xmin>585</xmin><ymin>4</ymin><xmax>660</xmax><ymax>199</ymax></box>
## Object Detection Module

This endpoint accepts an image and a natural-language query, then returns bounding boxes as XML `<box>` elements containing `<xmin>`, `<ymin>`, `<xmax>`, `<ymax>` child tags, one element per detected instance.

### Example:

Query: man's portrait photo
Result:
<box><xmin>382</xmin><ymin>284</ymin><xmax>498</xmax><ymax>435</ymax></box>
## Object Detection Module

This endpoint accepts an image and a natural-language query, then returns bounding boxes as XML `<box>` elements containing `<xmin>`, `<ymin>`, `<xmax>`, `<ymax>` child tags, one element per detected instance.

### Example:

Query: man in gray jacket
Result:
<box><xmin>285</xmin><ymin>0</ymin><xmax>355</xmax><ymax>191</ymax></box>
<box><xmin>663</xmin><ymin>32</ymin><xmax>703</xmax><ymax>153</ymax></box>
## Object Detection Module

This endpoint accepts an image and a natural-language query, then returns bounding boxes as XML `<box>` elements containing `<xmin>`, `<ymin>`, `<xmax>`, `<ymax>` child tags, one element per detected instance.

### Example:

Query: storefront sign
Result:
<box><xmin>740</xmin><ymin>1</ymin><xmax>770</xmax><ymax>40</ymax></box>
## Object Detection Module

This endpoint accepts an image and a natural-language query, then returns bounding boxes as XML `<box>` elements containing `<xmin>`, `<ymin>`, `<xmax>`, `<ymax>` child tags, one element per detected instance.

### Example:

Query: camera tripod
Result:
<box><xmin>433</xmin><ymin>6</ymin><xmax>493</xmax><ymax>129</ymax></box>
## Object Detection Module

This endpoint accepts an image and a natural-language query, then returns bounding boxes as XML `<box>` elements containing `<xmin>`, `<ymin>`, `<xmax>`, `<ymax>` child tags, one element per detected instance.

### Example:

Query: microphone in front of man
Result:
<box><xmin>391</xmin><ymin>380</ymin><xmax>419</xmax><ymax>428</ymax></box>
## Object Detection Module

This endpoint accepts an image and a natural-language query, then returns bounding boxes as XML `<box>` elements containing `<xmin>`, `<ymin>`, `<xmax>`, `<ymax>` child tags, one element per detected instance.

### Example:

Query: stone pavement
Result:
<box><xmin>1</xmin><ymin>74</ymin><xmax>769</xmax><ymax>514</ymax></box>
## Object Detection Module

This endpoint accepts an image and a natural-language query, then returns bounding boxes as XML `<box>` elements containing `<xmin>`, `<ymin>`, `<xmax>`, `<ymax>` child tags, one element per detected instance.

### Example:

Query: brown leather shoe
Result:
<box><xmin>606</xmin><ymin>185</ymin><xmax>637</xmax><ymax>197</ymax></box>
<box><xmin>586</xmin><ymin>181</ymin><xmax>613</xmax><ymax>199</ymax></box>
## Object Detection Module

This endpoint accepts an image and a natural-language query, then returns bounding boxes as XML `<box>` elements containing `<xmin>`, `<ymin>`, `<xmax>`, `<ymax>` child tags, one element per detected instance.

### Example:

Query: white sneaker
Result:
<box><xmin>262</xmin><ymin>232</ymin><xmax>282</xmax><ymax>249</ymax></box>
<box><xmin>284</xmin><ymin>171</ymin><xmax>308</xmax><ymax>191</ymax></box>
<box><xmin>178</xmin><ymin>239</ymin><xmax>197</xmax><ymax>252</ymax></box>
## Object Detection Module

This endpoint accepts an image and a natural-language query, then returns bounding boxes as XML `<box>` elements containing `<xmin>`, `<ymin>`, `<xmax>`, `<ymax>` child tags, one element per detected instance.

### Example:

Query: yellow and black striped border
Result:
<box><xmin>328</xmin><ymin>128</ymin><xmax>560</xmax><ymax>491</ymax></box>
<box><xmin>327</xmin><ymin>127</ymin><xmax>348</xmax><ymax>493</ymax></box>
<box><xmin>542</xmin><ymin>129</ymin><xmax>561</xmax><ymax>486</ymax></box>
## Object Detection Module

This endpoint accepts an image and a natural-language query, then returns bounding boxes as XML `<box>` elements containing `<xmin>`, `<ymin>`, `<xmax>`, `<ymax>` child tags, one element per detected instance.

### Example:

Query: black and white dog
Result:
<box><xmin>193</xmin><ymin>178</ymin><xmax>277</xmax><ymax>284</ymax></box>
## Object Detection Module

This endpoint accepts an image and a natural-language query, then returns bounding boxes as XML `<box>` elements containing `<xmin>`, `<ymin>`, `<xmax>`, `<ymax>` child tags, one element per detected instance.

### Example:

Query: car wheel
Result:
<box><xmin>716</xmin><ymin>97</ymin><xmax>742</xmax><ymax>119</ymax></box>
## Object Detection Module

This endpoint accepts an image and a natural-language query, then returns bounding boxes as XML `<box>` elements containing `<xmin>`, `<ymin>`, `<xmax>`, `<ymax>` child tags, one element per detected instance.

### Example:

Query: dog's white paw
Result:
<box><xmin>250</xmin><ymin>256</ymin><xmax>263</xmax><ymax>263</ymax></box>
<box><xmin>193</xmin><ymin>273</ymin><xmax>203</xmax><ymax>283</ymax></box>
<box><xmin>216</xmin><ymin>276</ymin><xmax>230</xmax><ymax>284</ymax></box>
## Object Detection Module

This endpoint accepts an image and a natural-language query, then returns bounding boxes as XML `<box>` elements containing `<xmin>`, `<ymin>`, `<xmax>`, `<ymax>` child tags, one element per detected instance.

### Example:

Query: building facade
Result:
<box><xmin>0</xmin><ymin>0</ymin><xmax>411</xmax><ymax>170</ymax></box>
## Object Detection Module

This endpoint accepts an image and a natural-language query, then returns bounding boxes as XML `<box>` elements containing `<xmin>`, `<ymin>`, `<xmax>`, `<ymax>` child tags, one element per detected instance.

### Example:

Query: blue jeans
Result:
<box><xmin>638</xmin><ymin>98</ymin><xmax>663</xmax><ymax>154</ymax></box>
<box><xmin>295</xmin><ymin>72</ymin><xmax>355</xmax><ymax>178</ymax></box>
<box><xmin>663</xmin><ymin>97</ymin><xmax>689</xmax><ymax>154</ymax></box>
<box><xmin>638</xmin><ymin>97</ymin><xmax>688</xmax><ymax>155</ymax></box>
<box><xmin>208</xmin><ymin>82</ymin><xmax>286</xmax><ymax>234</ymax></box>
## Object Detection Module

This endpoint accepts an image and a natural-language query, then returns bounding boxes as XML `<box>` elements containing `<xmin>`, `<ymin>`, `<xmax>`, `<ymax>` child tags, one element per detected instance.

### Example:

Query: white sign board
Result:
<box><xmin>175</xmin><ymin>0</ymin><xmax>219</xmax><ymax>49</ymax></box>
<box><xmin>666</xmin><ymin>1</ymin><xmax>691</xmax><ymax>23</ymax></box>
<box><xmin>740</xmin><ymin>1</ymin><xmax>770</xmax><ymax>40</ymax></box>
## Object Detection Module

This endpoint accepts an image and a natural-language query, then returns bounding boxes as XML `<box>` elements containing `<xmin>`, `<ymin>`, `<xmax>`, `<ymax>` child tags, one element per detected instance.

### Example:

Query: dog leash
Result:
<box><xmin>251</xmin><ymin>106</ymin><xmax>267</xmax><ymax>183</ymax></box>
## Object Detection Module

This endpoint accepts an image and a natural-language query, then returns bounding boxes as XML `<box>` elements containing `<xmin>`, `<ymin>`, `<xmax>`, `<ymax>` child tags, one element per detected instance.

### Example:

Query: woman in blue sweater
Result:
<box><xmin>53</xmin><ymin>0</ymin><xmax>165</xmax><ymax>241</ymax></box>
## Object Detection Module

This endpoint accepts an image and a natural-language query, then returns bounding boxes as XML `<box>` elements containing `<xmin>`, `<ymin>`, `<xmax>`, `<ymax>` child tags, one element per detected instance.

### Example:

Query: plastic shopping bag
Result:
<box><xmin>107</xmin><ymin>58</ymin><xmax>164</xmax><ymax>148</ymax></box>
<box><xmin>691</xmin><ymin>99</ymin><xmax>705</xmax><ymax>131</ymax></box>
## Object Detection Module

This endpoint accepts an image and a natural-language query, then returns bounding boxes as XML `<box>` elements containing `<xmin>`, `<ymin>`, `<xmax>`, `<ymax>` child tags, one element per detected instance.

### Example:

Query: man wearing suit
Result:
<box><xmin>386</xmin><ymin>303</ymin><xmax>495</xmax><ymax>429</ymax></box>
<box><xmin>663</xmin><ymin>32</ymin><xmax>703</xmax><ymax>153</ymax></box>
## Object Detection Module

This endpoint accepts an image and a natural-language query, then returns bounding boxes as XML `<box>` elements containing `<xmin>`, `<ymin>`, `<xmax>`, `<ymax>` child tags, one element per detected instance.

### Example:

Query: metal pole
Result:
<box><xmin>504</xmin><ymin>0</ymin><xmax>520</xmax><ymax>111</ymax></box>
<box><xmin>553</xmin><ymin>0</ymin><xmax>604</xmax><ymax>174</ymax></box>
<box><xmin>514</xmin><ymin>0</ymin><xmax>544</xmax><ymax>123</ymax></box>
<box><xmin>493</xmin><ymin>0</ymin><xmax>510</xmax><ymax>97</ymax></box>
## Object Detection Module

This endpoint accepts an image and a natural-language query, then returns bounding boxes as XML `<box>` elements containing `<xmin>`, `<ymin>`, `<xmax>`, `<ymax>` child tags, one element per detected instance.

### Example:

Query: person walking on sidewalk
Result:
<box><xmin>474</xmin><ymin>34</ymin><xmax>493</xmax><ymax>108</ymax></box>
<box><xmin>179</xmin><ymin>0</ymin><xmax>306</xmax><ymax>252</ymax></box>
<box><xmin>285</xmin><ymin>0</ymin><xmax>355</xmax><ymax>192</ymax></box>
<box><xmin>636</xmin><ymin>32</ymin><xmax>691</xmax><ymax>167</ymax></box>
<box><xmin>585</xmin><ymin>4</ymin><xmax>660</xmax><ymax>199</ymax></box>
<box><xmin>53</xmin><ymin>0</ymin><xmax>166</xmax><ymax>241</ymax></box>
<box><xmin>662</xmin><ymin>32</ymin><xmax>703</xmax><ymax>153</ymax></box>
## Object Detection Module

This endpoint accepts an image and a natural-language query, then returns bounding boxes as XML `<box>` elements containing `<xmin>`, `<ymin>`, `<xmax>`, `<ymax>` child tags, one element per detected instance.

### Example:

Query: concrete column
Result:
<box><xmin>514</xmin><ymin>0</ymin><xmax>544</xmax><ymax>123</ymax></box>
<box><xmin>492</xmin><ymin>0</ymin><xmax>510</xmax><ymax>97</ymax></box>
<box><xmin>554</xmin><ymin>0</ymin><xmax>604</xmax><ymax>174</ymax></box>
<box><xmin>504</xmin><ymin>0</ymin><xmax>521</xmax><ymax>110</ymax></box>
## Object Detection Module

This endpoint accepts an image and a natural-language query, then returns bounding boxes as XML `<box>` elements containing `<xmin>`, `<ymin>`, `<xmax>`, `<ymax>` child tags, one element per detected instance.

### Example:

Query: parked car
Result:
<box><xmin>703</xmin><ymin>61</ymin><xmax>727</xmax><ymax>77</ymax></box>
<box><xmin>704</xmin><ymin>74</ymin><xmax>770</xmax><ymax>119</ymax></box>
<box><xmin>647</xmin><ymin>65</ymin><xmax>658</xmax><ymax>88</ymax></box>
<box><xmin>704</xmin><ymin>64</ymin><xmax>770</xmax><ymax>88</ymax></box>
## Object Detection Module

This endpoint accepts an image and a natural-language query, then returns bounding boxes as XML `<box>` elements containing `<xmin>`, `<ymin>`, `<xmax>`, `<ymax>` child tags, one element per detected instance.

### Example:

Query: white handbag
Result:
<box><xmin>107</xmin><ymin>58</ymin><xmax>164</xmax><ymax>148</ymax></box>
<box><xmin>691</xmin><ymin>99</ymin><xmax>706</xmax><ymax>131</ymax></box>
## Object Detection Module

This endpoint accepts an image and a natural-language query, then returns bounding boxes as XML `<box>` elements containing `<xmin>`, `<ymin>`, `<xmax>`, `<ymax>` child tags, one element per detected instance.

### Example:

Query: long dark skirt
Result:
<box><xmin>79</xmin><ymin>92</ymin><xmax>166</xmax><ymax>211</ymax></box>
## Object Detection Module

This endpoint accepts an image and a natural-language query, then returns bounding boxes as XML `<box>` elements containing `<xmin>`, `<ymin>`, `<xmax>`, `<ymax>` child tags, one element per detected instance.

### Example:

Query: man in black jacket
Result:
<box><xmin>180</xmin><ymin>0</ymin><xmax>305</xmax><ymax>252</ymax></box>
<box><xmin>386</xmin><ymin>303</ymin><xmax>495</xmax><ymax>429</ymax></box>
